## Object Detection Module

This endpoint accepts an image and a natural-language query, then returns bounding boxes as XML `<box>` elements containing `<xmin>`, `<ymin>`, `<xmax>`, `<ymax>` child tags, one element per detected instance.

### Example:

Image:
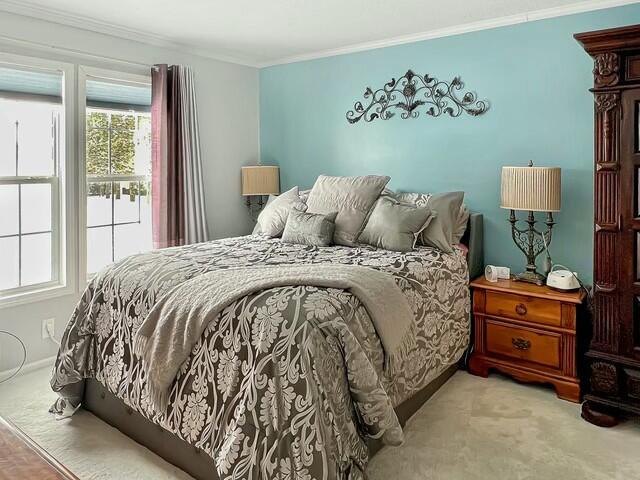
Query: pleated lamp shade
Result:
<box><xmin>241</xmin><ymin>166</ymin><xmax>280</xmax><ymax>196</ymax></box>
<box><xmin>501</xmin><ymin>165</ymin><xmax>561</xmax><ymax>212</ymax></box>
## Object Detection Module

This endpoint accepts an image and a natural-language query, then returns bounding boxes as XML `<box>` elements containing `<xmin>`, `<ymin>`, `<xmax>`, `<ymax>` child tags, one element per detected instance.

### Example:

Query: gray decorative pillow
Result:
<box><xmin>452</xmin><ymin>205</ymin><xmax>470</xmax><ymax>244</ymax></box>
<box><xmin>386</xmin><ymin>190</ymin><xmax>464</xmax><ymax>253</ymax></box>
<box><xmin>299</xmin><ymin>189</ymin><xmax>311</xmax><ymax>203</ymax></box>
<box><xmin>253</xmin><ymin>186</ymin><xmax>307</xmax><ymax>237</ymax></box>
<box><xmin>358</xmin><ymin>196</ymin><xmax>434</xmax><ymax>252</ymax></box>
<box><xmin>305</xmin><ymin>175</ymin><xmax>390</xmax><ymax>246</ymax></box>
<box><xmin>281</xmin><ymin>210</ymin><xmax>338</xmax><ymax>247</ymax></box>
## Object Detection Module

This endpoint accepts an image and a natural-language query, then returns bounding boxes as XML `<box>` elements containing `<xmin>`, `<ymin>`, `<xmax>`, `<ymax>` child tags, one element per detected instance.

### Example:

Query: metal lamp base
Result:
<box><xmin>513</xmin><ymin>270</ymin><xmax>546</xmax><ymax>286</ymax></box>
<box><xmin>508</xmin><ymin>209</ymin><xmax>554</xmax><ymax>288</ymax></box>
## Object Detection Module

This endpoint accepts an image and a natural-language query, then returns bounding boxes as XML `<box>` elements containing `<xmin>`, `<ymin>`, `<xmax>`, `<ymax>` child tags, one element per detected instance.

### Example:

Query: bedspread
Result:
<box><xmin>50</xmin><ymin>235</ymin><xmax>470</xmax><ymax>479</ymax></box>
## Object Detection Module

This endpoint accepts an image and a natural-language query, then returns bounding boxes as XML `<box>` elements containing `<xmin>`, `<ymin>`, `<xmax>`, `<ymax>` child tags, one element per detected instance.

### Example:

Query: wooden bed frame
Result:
<box><xmin>83</xmin><ymin>213</ymin><xmax>484</xmax><ymax>480</ymax></box>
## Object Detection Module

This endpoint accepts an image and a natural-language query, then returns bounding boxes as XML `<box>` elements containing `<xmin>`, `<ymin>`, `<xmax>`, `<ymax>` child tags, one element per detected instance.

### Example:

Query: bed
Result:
<box><xmin>50</xmin><ymin>213</ymin><xmax>483</xmax><ymax>480</ymax></box>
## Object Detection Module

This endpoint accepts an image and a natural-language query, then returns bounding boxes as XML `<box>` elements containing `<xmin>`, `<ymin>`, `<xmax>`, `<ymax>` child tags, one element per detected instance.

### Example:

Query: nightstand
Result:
<box><xmin>468</xmin><ymin>276</ymin><xmax>586</xmax><ymax>402</ymax></box>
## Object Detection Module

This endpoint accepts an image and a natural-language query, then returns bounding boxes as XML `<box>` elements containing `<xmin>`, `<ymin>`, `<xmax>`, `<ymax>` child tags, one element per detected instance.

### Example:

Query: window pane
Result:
<box><xmin>0</xmin><ymin>104</ymin><xmax>16</xmax><ymax>176</ymax></box>
<box><xmin>21</xmin><ymin>183</ymin><xmax>52</xmax><ymax>233</ymax></box>
<box><xmin>114</xmin><ymin>181</ymin><xmax>141</xmax><ymax>224</ymax></box>
<box><xmin>110</xmin><ymin>128</ymin><xmax>135</xmax><ymax>174</ymax></box>
<box><xmin>87</xmin><ymin>226</ymin><xmax>112</xmax><ymax>274</ymax></box>
<box><xmin>87</xmin><ymin>111</ymin><xmax>108</xmax><ymax>129</ymax></box>
<box><xmin>85</xmin><ymin>81</ymin><xmax>151</xmax><ymax>277</ymax></box>
<box><xmin>16</xmin><ymin>102</ymin><xmax>57</xmax><ymax>176</ymax></box>
<box><xmin>0</xmin><ymin>63</ymin><xmax>65</xmax><ymax>295</ymax></box>
<box><xmin>0</xmin><ymin>236</ymin><xmax>19</xmax><ymax>290</ymax></box>
<box><xmin>86</xmin><ymin>128</ymin><xmax>109</xmax><ymax>175</ymax></box>
<box><xmin>87</xmin><ymin>181</ymin><xmax>113</xmax><ymax>227</ymax></box>
<box><xmin>114</xmin><ymin>222</ymin><xmax>150</xmax><ymax>261</ymax></box>
<box><xmin>21</xmin><ymin>232</ymin><xmax>51</xmax><ymax>286</ymax></box>
<box><xmin>111</xmin><ymin>113</ymin><xmax>135</xmax><ymax>130</ymax></box>
<box><xmin>0</xmin><ymin>185</ymin><xmax>19</xmax><ymax>236</ymax></box>
<box><xmin>134</xmin><ymin>115</ymin><xmax>151</xmax><ymax>175</ymax></box>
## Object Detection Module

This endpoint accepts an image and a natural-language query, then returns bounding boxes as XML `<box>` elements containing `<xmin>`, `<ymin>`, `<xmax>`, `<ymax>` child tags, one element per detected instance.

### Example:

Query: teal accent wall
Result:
<box><xmin>260</xmin><ymin>4</ymin><xmax>640</xmax><ymax>283</ymax></box>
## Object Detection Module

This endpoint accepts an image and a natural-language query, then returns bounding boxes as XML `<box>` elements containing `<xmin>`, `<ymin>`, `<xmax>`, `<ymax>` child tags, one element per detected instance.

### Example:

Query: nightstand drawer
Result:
<box><xmin>485</xmin><ymin>290</ymin><xmax>561</xmax><ymax>327</ymax></box>
<box><xmin>485</xmin><ymin>321</ymin><xmax>560</xmax><ymax>369</ymax></box>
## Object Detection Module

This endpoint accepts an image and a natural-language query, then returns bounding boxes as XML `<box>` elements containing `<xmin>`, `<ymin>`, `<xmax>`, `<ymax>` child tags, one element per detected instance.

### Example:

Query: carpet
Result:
<box><xmin>1</xmin><ymin>367</ymin><xmax>638</xmax><ymax>479</ymax></box>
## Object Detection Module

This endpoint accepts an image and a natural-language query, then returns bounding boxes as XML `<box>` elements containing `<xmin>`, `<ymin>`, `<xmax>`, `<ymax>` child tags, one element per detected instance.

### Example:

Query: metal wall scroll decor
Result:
<box><xmin>346</xmin><ymin>69</ymin><xmax>489</xmax><ymax>123</ymax></box>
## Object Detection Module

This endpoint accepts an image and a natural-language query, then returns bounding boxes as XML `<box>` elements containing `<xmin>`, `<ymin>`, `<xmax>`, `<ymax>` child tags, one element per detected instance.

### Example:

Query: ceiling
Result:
<box><xmin>0</xmin><ymin>0</ymin><xmax>637</xmax><ymax>66</ymax></box>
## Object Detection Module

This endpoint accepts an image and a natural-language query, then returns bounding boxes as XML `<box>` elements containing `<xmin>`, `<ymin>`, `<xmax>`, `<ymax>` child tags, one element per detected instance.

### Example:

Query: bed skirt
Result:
<box><xmin>83</xmin><ymin>364</ymin><xmax>459</xmax><ymax>480</ymax></box>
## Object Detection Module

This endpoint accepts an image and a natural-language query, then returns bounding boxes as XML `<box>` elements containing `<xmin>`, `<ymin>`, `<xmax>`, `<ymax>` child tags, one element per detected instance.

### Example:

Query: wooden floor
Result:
<box><xmin>0</xmin><ymin>414</ymin><xmax>79</xmax><ymax>480</ymax></box>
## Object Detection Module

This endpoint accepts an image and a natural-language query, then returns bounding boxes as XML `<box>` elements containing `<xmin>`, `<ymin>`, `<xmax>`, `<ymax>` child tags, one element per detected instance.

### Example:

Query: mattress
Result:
<box><xmin>50</xmin><ymin>235</ymin><xmax>470</xmax><ymax>479</ymax></box>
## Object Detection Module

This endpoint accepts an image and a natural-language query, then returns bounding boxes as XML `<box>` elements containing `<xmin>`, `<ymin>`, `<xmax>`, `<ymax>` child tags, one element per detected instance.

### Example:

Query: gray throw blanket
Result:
<box><xmin>134</xmin><ymin>263</ymin><xmax>415</xmax><ymax>411</ymax></box>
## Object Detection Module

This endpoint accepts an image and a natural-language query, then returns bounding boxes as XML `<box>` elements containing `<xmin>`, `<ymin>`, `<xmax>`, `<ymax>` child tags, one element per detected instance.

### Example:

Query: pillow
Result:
<box><xmin>452</xmin><ymin>205</ymin><xmax>470</xmax><ymax>244</ymax></box>
<box><xmin>253</xmin><ymin>186</ymin><xmax>307</xmax><ymax>237</ymax></box>
<box><xmin>358</xmin><ymin>196</ymin><xmax>434</xmax><ymax>252</ymax></box>
<box><xmin>281</xmin><ymin>210</ymin><xmax>338</xmax><ymax>247</ymax></box>
<box><xmin>299</xmin><ymin>189</ymin><xmax>311</xmax><ymax>203</ymax></box>
<box><xmin>387</xmin><ymin>190</ymin><xmax>464</xmax><ymax>253</ymax></box>
<box><xmin>305</xmin><ymin>175</ymin><xmax>390</xmax><ymax>246</ymax></box>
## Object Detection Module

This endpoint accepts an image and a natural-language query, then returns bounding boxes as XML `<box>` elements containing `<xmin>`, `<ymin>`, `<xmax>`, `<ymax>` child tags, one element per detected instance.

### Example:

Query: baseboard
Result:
<box><xmin>0</xmin><ymin>355</ymin><xmax>56</xmax><ymax>381</ymax></box>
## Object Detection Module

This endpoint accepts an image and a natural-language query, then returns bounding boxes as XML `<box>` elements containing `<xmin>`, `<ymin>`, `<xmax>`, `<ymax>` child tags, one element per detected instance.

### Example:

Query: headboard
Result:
<box><xmin>461</xmin><ymin>213</ymin><xmax>484</xmax><ymax>281</ymax></box>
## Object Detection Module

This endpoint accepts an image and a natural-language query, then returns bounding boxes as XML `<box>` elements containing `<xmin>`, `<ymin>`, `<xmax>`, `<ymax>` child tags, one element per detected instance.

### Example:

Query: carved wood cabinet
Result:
<box><xmin>576</xmin><ymin>25</ymin><xmax>640</xmax><ymax>425</ymax></box>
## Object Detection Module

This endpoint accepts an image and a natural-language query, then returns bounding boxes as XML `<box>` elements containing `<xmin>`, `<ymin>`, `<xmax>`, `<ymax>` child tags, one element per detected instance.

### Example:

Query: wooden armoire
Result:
<box><xmin>576</xmin><ymin>25</ymin><xmax>640</xmax><ymax>425</ymax></box>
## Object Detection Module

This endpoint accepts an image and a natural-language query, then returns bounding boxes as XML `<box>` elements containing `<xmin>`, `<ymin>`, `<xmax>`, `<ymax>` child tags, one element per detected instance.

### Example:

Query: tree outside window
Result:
<box><xmin>86</xmin><ymin>108</ymin><xmax>152</xmax><ymax>274</ymax></box>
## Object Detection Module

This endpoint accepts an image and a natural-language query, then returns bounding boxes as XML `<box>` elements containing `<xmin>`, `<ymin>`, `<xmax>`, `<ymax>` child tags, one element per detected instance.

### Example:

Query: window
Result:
<box><xmin>0</xmin><ymin>64</ymin><xmax>64</xmax><ymax>297</ymax></box>
<box><xmin>84</xmin><ymin>76</ymin><xmax>152</xmax><ymax>274</ymax></box>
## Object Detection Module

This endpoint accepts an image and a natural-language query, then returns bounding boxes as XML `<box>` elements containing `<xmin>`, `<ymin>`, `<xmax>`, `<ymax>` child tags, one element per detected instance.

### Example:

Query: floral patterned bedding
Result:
<box><xmin>50</xmin><ymin>235</ymin><xmax>470</xmax><ymax>480</ymax></box>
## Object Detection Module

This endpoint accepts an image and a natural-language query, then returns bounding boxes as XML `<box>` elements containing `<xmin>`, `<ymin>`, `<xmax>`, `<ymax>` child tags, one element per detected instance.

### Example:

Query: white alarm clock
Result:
<box><xmin>484</xmin><ymin>265</ymin><xmax>510</xmax><ymax>282</ymax></box>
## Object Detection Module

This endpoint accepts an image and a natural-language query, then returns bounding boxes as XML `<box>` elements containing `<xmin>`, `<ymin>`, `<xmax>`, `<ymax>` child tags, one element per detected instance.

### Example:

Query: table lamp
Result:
<box><xmin>500</xmin><ymin>161</ymin><xmax>561</xmax><ymax>285</ymax></box>
<box><xmin>241</xmin><ymin>165</ymin><xmax>280</xmax><ymax>210</ymax></box>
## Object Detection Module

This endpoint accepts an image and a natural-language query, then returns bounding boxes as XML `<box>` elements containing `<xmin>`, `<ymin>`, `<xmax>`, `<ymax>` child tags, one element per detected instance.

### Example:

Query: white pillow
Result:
<box><xmin>299</xmin><ymin>189</ymin><xmax>311</xmax><ymax>203</ymax></box>
<box><xmin>305</xmin><ymin>175</ymin><xmax>390</xmax><ymax>246</ymax></box>
<box><xmin>253</xmin><ymin>186</ymin><xmax>307</xmax><ymax>237</ymax></box>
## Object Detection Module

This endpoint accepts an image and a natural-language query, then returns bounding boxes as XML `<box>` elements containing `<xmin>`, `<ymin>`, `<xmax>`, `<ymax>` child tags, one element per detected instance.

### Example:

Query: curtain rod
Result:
<box><xmin>0</xmin><ymin>34</ymin><xmax>152</xmax><ymax>69</ymax></box>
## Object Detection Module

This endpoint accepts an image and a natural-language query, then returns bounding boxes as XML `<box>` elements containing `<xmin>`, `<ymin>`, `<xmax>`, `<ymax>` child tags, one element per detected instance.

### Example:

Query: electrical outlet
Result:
<box><xmin>42</xmin><ymin>318</ymin><xmax>55</xmax><ymax>340</ymax></box>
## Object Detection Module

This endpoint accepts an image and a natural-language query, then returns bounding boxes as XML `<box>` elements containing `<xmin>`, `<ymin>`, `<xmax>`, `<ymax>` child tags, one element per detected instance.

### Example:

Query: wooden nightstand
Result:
<box><xmin>468</xmin><ymin>276</ymin><xmax>586</xmax><ymax>402</ymax></box>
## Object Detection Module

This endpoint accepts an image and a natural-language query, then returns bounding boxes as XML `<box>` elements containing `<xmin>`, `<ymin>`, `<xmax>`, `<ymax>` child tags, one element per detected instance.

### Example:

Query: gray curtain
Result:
<box><xmin>176</xmin><ymin>66</ymin><xmax>208</xmax><ymax>244</ymax></box>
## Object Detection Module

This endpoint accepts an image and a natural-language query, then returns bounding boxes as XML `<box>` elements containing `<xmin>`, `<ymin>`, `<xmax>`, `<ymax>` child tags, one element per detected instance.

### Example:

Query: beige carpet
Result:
<box><xmin>1</xmin><ymin>367</ymin><xmax>639</xmax><ymax>480</ymax></box>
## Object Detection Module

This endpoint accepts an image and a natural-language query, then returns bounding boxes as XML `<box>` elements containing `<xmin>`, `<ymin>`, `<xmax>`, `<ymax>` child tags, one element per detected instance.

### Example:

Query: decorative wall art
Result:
<box><xmin>346</xmin><ymin>69</ymin><xmax>489</xmax><ymax>123</ymax></box>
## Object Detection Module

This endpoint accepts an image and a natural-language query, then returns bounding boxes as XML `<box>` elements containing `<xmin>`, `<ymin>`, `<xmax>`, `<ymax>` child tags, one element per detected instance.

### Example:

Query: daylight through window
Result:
<box><xmin>85</xmin><ymin>105</ymin><xmax>152</xmax><ymax>274</ymax></box>
<box><xmin>0</xmin><ymin>65</ymin><xmax>63</xmax><ymax>295</ymax></box>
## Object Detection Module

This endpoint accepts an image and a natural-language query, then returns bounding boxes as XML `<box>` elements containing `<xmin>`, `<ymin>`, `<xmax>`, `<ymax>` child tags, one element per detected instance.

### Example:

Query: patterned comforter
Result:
<box><xmin>51</xmin><ymin>235</ymin><xmax>470</xmax><ymax>480</ymax></box>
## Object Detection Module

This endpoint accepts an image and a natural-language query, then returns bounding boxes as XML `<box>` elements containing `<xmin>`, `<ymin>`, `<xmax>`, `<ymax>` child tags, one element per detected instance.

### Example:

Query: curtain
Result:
<box><xmin>151</xmin><ymin>64</ymin><xmax>208</xmax><ymax>249</ymax></box>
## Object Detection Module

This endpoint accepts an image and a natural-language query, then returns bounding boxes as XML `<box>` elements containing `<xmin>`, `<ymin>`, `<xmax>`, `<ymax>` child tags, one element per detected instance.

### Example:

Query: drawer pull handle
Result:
<box><xmin>512</xmin><ymin>337</ymin><xmax>531</xmax><ymax>350</ymax></box>
<box><xmin>515</xmin><ymin>303</ymin><xmax>527</xmax><ymax>316</ymax></box>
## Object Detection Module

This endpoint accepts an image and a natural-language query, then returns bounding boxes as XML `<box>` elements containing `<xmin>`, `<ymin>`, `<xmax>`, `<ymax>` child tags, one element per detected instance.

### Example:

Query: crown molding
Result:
<box><xmin>0</xmin><ymin>0</ymin><xmax>637</xmax><ymax>69</ymax></box>
<box><xmin>0</xmin><ymin>0</ymin><xmax>261</xmax><ymax>67</ymax></box>
<box><xmin>257</xmin><ymin>0</ymin><xmax>640</xmax><ymax>67</ymax></box>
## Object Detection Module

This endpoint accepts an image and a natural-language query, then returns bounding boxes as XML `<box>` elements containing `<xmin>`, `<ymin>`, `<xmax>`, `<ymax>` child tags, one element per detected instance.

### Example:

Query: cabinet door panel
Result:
<box><xmin>621</xmin><ymin>90</ymin><xmax>640</xmax><ymax>358</ymax></box>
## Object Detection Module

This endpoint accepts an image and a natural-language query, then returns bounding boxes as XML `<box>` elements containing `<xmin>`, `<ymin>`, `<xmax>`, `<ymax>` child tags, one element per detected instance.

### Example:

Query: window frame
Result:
<box><xmin>78</xmin><ymin>66</ymin><xmax>152</xmax><ymax>284</ymax></box>
<box><xmin>0</xmin><ymin>53</ymin><xmax>75</xmax><ymax>308</ymax></box>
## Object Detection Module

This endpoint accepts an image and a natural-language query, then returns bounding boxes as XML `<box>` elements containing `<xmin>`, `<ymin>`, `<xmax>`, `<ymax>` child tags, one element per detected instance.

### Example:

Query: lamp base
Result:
<box><xmin>513</xmin><ymin>270</ymin><xmax>546</xmax><ymax>286</ymax></box>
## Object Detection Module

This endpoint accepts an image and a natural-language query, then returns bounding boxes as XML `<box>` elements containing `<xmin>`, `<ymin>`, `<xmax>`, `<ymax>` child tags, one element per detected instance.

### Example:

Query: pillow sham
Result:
<box><xmin>358</xmin><ymin>196</ymin><xmax>434</xmax><ymax>252</ymax></box>
<box><xmin>452</xmin><ymin>205</ymin><xmax>470</xmax><ymax>244</ymax></box>
<box><xmin>253</xmin><ymin>186</ymin><xmax>307</xmax><ymax>237</ymax></box>
<box><xmin>387</xmin><ymin>190</ymin><xmax>464</xmax><ymax>253</ymax></box>
<box><xmin>281</xmin><ymin>209</ymin><xmax>338</xmax><ymax>247</ymax></box>
<box><xmin>305</xmin><ymin>175</ymin><xmax>390</xmax><ymax>246</ymax></box>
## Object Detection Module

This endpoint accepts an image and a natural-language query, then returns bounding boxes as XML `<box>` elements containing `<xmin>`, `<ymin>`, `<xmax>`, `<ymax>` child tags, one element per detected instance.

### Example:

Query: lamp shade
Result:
<box><xmin>501</xmin><ymin>165</ymin><xmax>561</xmax><ymax>212</ymax></box>
<box><xmin>241</xmin><ymin>166</ymin><xmax>280</xmax><ymax>196</ymax></box>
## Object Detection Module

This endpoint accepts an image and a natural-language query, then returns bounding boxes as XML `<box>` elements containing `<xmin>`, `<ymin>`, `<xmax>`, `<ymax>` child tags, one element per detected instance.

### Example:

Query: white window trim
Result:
<box><xmin>0</xmin><ymin>53</ymin><xmax>76</xmax><ymax>309</ymax></box>
<box><xmin>78</xmin><ymin>66</ymin><xmax>152</xmax><ymax>286</ymax></box>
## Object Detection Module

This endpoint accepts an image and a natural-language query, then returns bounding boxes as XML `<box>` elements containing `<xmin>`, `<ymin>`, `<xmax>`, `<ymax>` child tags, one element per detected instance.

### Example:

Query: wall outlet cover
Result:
<box><xmin>42</xmin><ymin>318</ymin><xmax>55</xmax><ymax>340</ymax></box>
